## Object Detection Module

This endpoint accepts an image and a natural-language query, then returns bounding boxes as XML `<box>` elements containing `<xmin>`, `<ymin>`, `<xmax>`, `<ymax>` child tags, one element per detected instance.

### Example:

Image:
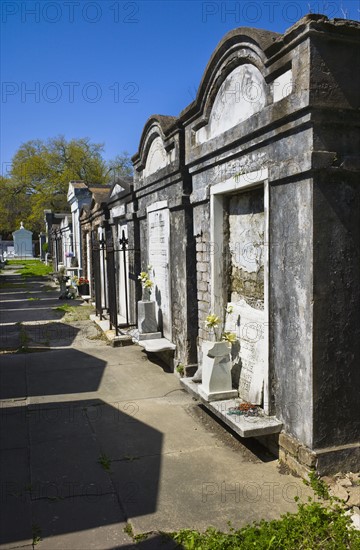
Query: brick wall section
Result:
<box><xmin>196</xmin><ymin>233</ymin><xmax>211</xmax><ymax>344</ymax></box>
<box><xmin>278</xmin><ymin>432</ymin><xmax>317</xmax><ymax>478</ymax></box>
<box><xmin>255</xmin><ymin>432</ymin><xmax>317</xmax><ymax>479</ymax></box>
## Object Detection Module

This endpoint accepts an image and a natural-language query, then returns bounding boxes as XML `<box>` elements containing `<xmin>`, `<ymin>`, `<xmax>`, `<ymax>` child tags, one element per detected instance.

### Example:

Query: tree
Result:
<box><xmin>3</xmin><ymin>136</ymin><xmax>133</xmax><ymax>234</ymax></box>
<box><xmin>0</xmin><ymin>176</ymin><xmax>30</xmax><ymax>237</ymax></box>
<box><xmin>106</xmin><ymin>152</ymin><xmax>133</xmax><ymax>180</ymax></box>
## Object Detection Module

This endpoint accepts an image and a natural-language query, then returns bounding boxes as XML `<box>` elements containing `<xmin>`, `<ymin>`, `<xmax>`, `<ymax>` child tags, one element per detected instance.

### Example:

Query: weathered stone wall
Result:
<box><xmin>138</xmin><ymin>215</ymin><xmax>148</xmax><ymax>272</ymax></box>
<box><xmin>170</xmin><ymin>208</ymin><xmax>198</xmax><ymax>363</ymax></box>
<box><xmin>309</xmin><ymin>28</ymin><xmax>360</xmax><ymax>111</ymax></box>
<box><xmin>80</xmin><ymin>222</ymin><xmax>91</xmax><ymax>281</ymax></box>
<box><xmin>136</xmin><ymin>188</ymin><xmax>198</xmax><ymax>366</ymax></box>
<box><xmin>308</xmin><ymin>20</ymin><xmax>360</xmax><ymax>458</ymax></box>
<box><xmin>269</xmin><ymin>177</ymin><xmax>313</xmax><ymax>448</ymax></box>
<box><xmin>227</xmin><ymin>190</ymin><xmax>264</xmax><ymax>306</ymax></box>
<box><xmin>312</xmin><ymin>172</ymin><xmax>360</xmax><ymax>449</ymax></box>
<box><xmin>180</xmin><ymin>15</ymin><xmax>360</xmax><ymax>471</ymax></box>
<box><xmin>133</xmin><ymin>118</ymin><xmax>198</xmax><ymax>368</ymax></box>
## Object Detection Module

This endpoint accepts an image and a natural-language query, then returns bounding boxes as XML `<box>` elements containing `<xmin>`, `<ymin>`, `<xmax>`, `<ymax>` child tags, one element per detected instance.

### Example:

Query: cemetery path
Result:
<box><xmin>0</xmin><ymin>264</ymin><xmax>313</xmax><ymax>549</ymax></box>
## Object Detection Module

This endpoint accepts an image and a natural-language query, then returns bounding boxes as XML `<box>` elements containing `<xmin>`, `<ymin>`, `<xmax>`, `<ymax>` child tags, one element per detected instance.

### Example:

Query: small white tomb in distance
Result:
<box><xmin>12</xmin><ymin>222</ymin><xmax>34</xmax><ymax>258</ymax></box>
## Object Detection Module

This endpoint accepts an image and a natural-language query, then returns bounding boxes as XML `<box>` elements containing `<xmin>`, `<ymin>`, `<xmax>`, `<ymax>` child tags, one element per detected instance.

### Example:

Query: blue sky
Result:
<box><xmin>1</xmin><ymin>0</ymin><xmax>359</xmax><ymax>171</ymax></box>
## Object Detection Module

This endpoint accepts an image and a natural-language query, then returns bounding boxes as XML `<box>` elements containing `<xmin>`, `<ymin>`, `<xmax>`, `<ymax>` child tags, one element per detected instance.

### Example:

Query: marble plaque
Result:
<box><xmin>225</xmin><ymin>188</ymin><xmax>265</xmax><ymax>404</ymax></box>
<box><xmin>148</xmin><ymin>207</ymin><xmax>171</xmax><ymax>340</ymax></box>
<box><xmin>225</xmin><ymin>299</ymin><xmax>265</xmax><ymax>404</ymax></box>
<box><xmin>273</xmin><ymin>69</ymin><xmax>293</xmax><ymax>103</ymax></box>
<box><xmin>111</xmin><ymin>204</ymin><xmax>125</xmax><ymax>218</ymax></box>
<box><xmin>144</xmin><ymin>137</ymin><xmax>167</xmax><ymax>177</ymax></box>
<box><xmin>196</xmin><ymin>64</ymin><xmax>266</xmax><ymax>144</ymax></box>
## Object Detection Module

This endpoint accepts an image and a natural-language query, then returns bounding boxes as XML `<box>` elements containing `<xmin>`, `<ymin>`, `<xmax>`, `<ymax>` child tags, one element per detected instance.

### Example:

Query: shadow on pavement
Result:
<box><xmin>0</xmin><ymin>321</ymin><xmax>83</xmax><ymax>351</ymax></box>
<box><xmin>1</xmin><ymin>391</ymin><xmax>167</xmax><ymax>547</ymax></box>
<box><xmin>0</xmin><ymin>271</ymin><xmax>183</xmax><ymax>548</ymax></box>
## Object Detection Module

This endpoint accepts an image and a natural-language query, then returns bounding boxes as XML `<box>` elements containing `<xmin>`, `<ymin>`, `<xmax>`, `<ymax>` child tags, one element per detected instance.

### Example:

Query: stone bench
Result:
<box><xmin>138</xmin><ymin>338</ymin><xmax>176</xmax><ymax>353</ymax></box>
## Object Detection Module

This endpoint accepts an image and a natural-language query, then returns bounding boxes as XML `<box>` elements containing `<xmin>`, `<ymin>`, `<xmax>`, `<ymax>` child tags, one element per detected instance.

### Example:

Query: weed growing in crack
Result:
<box><xmin>98</xmin><ymin>453</ymin><xmax>112</xmax><ymax>472</ymax></box>
<box><xmin>32</xmin><ymin>523</ymin><xmax>42</xmax><ymax>546</ymax></box>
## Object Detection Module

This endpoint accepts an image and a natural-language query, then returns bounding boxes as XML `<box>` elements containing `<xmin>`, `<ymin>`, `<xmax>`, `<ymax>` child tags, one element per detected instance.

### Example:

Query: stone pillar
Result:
<box><xmin>39</xmin><ymin>233</ymin><xmax>46</xmax><ymax>260</ymax></box>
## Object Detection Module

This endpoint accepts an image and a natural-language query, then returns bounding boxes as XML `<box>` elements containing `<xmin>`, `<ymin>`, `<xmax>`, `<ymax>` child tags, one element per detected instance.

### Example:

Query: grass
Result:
<box><xmin>123</xmin><ymin>524</ymin><xmax>149</xmax><ymax>544</ymax></box>
<box><xmin>28</xmin><ymin>297</ymin><xmax>40</xmax><ymax>301</ymax></box>
<box><xmin>54</xmin><ymin>303</ymin><xmax>73</xmax><ymax>313</ymax></box>
<box><xmin>169</xmin><ymin>503</ymin><xmax>360</xmax><ymax>549</ymax></box>
<box><xmin>86</xmin><ymin>324</ymin><xmax>109</xmax><ymax>343</ymax></box>
<box><xmin>167</xmin><ymin>473</ymin><xmax>360</xmax><ymax>550</ymax></box>
<box><xmin>31</xmin><ymin>523</ymin><xmax>42</xmax><ymax>546</ymax></box>
<box><xmin>133</xmin><ymin>533</ymin><xmax>149</xmax><ymax>543</ymax></box>
<box><xmin>176</xmin><ymin>363</ymin><xmax>185</xmax><ymax>376</ymax></box>
<box><xmin>305</xmin><ymin>471</ymin><xmax>331</xmax><ymax>500</ymax></box>
<box><xmin>124</xmin><ymin>523</ymin><xmax>134</xmax><ymax>537</ymax></box>
<box><xmin>8</xmin><ymin>259</ymin><xmax>53</xmax><ymax>278</ymax></box>
<box><xmin>61</xmin><ymin>305</ymin><xmax>94</xmax><ymax>322</ymax></box>
<box><xmin>98</xmin><ymin>453</ymin><xmax>112</xmax><ymax>472</ymax></box>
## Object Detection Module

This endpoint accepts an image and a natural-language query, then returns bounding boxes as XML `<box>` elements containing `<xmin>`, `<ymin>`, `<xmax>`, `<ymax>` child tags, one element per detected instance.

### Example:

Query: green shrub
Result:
<box><xmin>169</xmin><ymin>499</ymin><xmax>360</xmax><ymax>549</ymax></box>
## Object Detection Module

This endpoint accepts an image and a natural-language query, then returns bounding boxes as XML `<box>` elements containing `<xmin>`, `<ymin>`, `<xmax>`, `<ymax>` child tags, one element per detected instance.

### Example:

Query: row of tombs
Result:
<box><xmin>44</xmin><ymin>15</ymin><xmax>360</xmax><ymax>477</ymax></box>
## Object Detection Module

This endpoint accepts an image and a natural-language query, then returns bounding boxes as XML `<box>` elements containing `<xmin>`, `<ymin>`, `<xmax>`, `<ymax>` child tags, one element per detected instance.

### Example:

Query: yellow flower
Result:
<box><xmin>144</xmin><ymin>279</ymin><xmax>153</xmax><ymax>289</ymax></box>
<box><xmin>138</xmin><ymin>271</ymin><xmax>149</xmax><ymax>282</ymax></box>
<box><xmin>222</xmin><ymin>332</ymin><xmax>237</xmax><ymax>344</ymax></box>
<box><xmin>205</xmin><ymin>314</ymin><xmax>220</xmax><ymax>329</ymax></box>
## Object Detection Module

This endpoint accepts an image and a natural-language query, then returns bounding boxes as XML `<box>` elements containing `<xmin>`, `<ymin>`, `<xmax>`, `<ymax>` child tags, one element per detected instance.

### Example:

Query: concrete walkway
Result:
<box><xmin>0</xmin><ymin>264</ymin><xmax>312</xmax><ymax>549</ymax></box>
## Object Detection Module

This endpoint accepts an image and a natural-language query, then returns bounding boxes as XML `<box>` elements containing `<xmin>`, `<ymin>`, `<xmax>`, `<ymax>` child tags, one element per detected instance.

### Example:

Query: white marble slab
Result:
<box><xmin>225</xmin><ymin>299</ymin><xmax>265</xmax><ymax>404</ymax></box>
<box><xmin>273</xmin><ymin>69</ymin><xmax>293</xmax><ymax>103</ymax></box>
<box><xmin>196</xmin><ymin>64</ymin><xmax>266</xmax><ymax>144</ymax></box>
<box><xmin>180</xmin><ymin>378</ymin><xmax>282</xmax><ymax>438</ymax></box>
<box><xmin>148</xmin><ymin>206</ymin><xmax>172</xmax><ymax>340</ymax></box>
<box><xmin>144</xmin><ymin>136</ymin><xmax>168</xmax><ymax>177</ymax></box>
<box><xmin>138</xmin><ymin>338</ymin><xmax>176</xmax><ymax>353</ymax></box>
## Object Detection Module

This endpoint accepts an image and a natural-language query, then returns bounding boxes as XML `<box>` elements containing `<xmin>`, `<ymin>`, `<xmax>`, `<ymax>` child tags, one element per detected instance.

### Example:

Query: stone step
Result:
<box><xmin>138</xmin><ymin>338</ymin><xmax>176</xmax><ymax>353</ymax></box>
<box><xmin>181</xmin><ymin>378</ymin><xmax>282</xmax><ymax>438</ymax></box>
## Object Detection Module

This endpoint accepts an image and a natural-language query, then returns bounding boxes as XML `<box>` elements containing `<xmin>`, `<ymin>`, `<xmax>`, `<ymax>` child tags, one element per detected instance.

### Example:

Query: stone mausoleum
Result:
<box><xmin>12</xmin><ymin>222</ymin><xmax>33</xmax><ymax>258</ymax></box>
<box><xmin>178</xmin><ymin>14</ymin><xmax>360</xmax><ymax>475</ymax></box>
<box><xmin>53</xmin><ymin>14</ymin><xmax>359</xmax><ymax>476</ymax></box>
<box><xmin>132</xmin><ymin>115</ymin><xmax>198</xmax><ymax>368</ymax></box>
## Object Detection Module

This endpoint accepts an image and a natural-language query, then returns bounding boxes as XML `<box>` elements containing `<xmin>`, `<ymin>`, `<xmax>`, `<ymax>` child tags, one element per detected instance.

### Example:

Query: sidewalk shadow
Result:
<box><xmin>1</xmin><ymin>394</ymin><xmax>165</xmax><ymax>546</ymax></box>
<box><xmin>0</xmin><ymin>322</ymin><xmax>82</xmax><ymax>353</ymax></box>
<box><xmin>0</xmin><ymin>346</ymin><xmax>112</xmax><ymax>400</ymax></box>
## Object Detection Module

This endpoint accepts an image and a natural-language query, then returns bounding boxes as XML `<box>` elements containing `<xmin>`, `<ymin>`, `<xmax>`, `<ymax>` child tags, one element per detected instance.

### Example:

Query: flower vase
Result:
<box><xmin>198</xmin><ymin>341</ymin><xmax>238</xmax><ymax>402</ymax></box>
<box><xmin>77</xmin><ymin>283</ymin><xmax>90</xmax><ymax>295</ymax></box>
<box><xmin>142</xmin><ymin>287</ymin><xmax>151</xmax><ymax>302</ymax></box>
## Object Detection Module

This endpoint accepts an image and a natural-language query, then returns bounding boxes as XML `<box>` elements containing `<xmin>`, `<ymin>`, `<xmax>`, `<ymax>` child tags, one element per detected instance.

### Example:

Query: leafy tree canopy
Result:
<box><xmin>0</xmin><ymin>176</ymin><xmax>30</xmax><ymax>237</ymax></box>
<box><xmin>0</xmin><ymin>136</ymin><xmax>133</xmax><ymax>235</ymax></box>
